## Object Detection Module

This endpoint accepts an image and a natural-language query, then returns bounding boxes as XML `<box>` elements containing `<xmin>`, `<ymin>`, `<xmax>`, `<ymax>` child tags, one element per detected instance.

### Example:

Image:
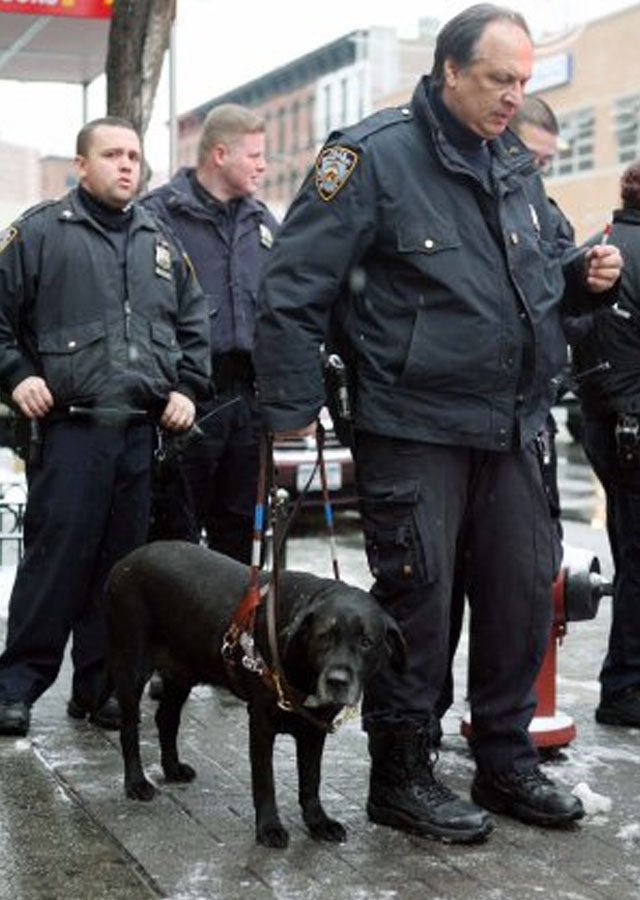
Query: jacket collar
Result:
<box><xmin>613</xmin><ymin>207</ymin><xmax>640</xmax><ymax>226</ymax></box>
<box><xmin>58</xmin><ymin>188</ymin><xmax>156</xmax><ymax>233</ymax></box>
<box><xmin>161</xmin><ymin>167</ymin><xmax>264</xmax><ymax>222</ymax></box>
<box><xmin>411</xmin><ymin>76</ymin><xmax>535</xmax><ymax>187</ymax></box>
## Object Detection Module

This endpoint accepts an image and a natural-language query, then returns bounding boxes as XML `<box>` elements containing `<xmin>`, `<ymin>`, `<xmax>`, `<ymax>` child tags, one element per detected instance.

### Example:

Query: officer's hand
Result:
<box><xmin>272</xmin><ymin>421</ymin><xmax>317</xmax><ymax>441</ymax></box>
<box><xmin>12</xmin><ymin>376</ymin><xmax>54</xmax><ymax>419</ymax></box>
<box><xmin>585</xmin><ymin>243</ymin><xmax>623</xmax><ymax>293</ymax></box>
<box><xmin>160</xmin><ymin>391</ymin><xmax>196</xmax><ymax>432</ymax></box>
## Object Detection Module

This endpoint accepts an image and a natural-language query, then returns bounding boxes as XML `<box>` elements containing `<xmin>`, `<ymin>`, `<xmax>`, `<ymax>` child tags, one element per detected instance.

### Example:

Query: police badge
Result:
<box><xmin>155</xmin><ymin>239</ymin><xmax>173</xmax><ymax>280</ymax></box>
<box><xmin>315</xmin><ymin>146</ymin><xmax>359</xmax><ymax>201</ymax></box>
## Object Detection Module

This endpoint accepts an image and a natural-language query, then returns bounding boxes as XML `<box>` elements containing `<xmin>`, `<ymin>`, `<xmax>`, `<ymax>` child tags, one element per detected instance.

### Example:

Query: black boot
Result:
<box><xmin>367</xmin><ymin>726</ymin><xmax>493</xmax><ymax>843</ymax></box>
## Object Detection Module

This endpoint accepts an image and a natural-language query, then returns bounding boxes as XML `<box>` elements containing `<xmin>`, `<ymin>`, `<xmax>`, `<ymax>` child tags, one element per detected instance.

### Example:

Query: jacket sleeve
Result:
<box><xmin>0</xmin><ymin>221</ymin><xmax>39</xmax><ymax>397</ymax></box>
<box><xmin>171</xmin><ymin>247</ymin><xmax>212</xmax><ymax>403</ymax></box>
<box><xmin>254</xmin><ymin>144</ymin><xmax>376</xmax><ymax>432</ymax></box>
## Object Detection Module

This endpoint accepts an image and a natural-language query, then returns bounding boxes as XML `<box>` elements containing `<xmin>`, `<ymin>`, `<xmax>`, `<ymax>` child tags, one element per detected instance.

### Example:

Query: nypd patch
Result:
<box><xmin>0</xmin><ymin>225</ymin><xmax>18</xmax><ymax>255</ymax></box>
<box><xmin>315</xmin><ymin>146</ymin><xmax>359</xmax><ymax>201</ymax></box>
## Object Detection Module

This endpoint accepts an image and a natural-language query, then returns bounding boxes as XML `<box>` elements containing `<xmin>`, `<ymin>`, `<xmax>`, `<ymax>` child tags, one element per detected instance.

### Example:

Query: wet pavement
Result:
<box><xmin>1</xmin><ymin>414</ymin><xmax>640</xmax><ymax>900</ymax></box>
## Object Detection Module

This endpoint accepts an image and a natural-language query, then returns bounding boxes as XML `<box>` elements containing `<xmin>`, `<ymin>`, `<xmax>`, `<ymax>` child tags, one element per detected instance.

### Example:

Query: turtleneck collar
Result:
<box><xmin>428</xmin><ymin>82</ymin><xmax>491</xmax><ymax>177</ymax></box>
<box><xmin>77</xmin><ymin>184</ymin><xmax>134</xmax><ymax>231</ymax></box>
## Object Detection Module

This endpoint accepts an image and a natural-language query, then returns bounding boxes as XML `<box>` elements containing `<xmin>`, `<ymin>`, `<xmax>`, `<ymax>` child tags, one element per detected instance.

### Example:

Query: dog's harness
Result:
<box><xmin>221</xmin><ymin>428</ymin><xmax>355</xmax><ymax>732</ymax></box>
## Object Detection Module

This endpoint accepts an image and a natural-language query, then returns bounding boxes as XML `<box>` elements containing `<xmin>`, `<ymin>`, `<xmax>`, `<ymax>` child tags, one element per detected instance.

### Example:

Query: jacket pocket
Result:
<box><xmin>149</xmin><ymin>321</ymin><xmax>182</xmax><ymax>384</ymax></box>
<box><xmin>396</xmin><ymin>220</ymin><xmax>462</xmax><ymax>258</ymax></box>
<box><xmin>38</xmin><ymin>320</ymin><xmax>107</xmax><ymax>404</ymax></box>
<box><xmin>359</xmin><ymin>477</ymin><xmax>438</xmax><ymax>590</ymax></box>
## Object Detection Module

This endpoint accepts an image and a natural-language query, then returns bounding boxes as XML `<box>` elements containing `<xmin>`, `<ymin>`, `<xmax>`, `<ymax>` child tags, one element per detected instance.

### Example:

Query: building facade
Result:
<box><xmin>533</xmin><ymin>5</ymin><xmax>640</xmax><ymax>241</ymax></box>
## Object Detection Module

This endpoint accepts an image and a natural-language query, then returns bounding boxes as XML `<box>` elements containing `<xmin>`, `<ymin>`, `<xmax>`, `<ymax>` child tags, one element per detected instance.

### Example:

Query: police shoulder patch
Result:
<box><xmin>315</xmin><ymin>146</ymin><xmax>359</xmax><ymax>201</ymax></box>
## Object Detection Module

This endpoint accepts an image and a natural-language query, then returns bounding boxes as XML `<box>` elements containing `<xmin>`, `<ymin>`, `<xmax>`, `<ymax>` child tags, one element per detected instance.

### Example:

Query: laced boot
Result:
<box><xmin>367</xmin><ymin>726</ymin><xmax>493</xmax><ymax>843</ymax></box>
<box><xmin>471</xmin><ymin>766</ymin><xmax>584</xmax><ymax>827</ymax></box>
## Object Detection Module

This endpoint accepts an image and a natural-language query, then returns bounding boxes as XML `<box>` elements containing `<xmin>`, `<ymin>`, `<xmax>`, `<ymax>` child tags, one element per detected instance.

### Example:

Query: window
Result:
<box><xmin>307</xmin><ymin>95</ymin><xmax>315</xmax><ymax>149</ymax></box>
<box><xmin>291</xmin><ymin>101</ymin><xmax>300</xmax><ymax>153</ymax></box>
<box><xmin>277</xmin><ymin>107</ymin><xmax>285</xmax><ymax>156</ymax></box>
<box><xmin>549</xmin><ymin>107</ymin><xmax>595</xmax><ymax>177</ymax></box>
<box><xmin>615</xmin><ymin>94</ymin><xmax>640</xmax><ymax>164</ymax></box>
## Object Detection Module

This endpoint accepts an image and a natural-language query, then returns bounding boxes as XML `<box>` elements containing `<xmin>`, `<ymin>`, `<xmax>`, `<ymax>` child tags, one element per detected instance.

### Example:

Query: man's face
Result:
<box><xmin>218</xmin><ymin>131</ymin><xmax>266</xmax><ymax>199</ymax></box>
<box><xmin>442</xmin><ymin>20</ymin><xmax>533</xmax><ymax>139</ymax></box>
<box><xmin>516</xmin><ymin>120</ymin><xmax>558</xmax><ymax>172</ymax></box>
<box><xmin>75</xmin><ymin>125</ymin><xmax>142</xmax><ymax>208</ymax></box>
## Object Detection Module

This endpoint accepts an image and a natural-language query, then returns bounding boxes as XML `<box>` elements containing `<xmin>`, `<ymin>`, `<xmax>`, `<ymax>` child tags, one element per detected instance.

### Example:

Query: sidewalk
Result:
<box><xmin>1</xmin><ymin>517</ymin><xmax>640</xmax><ymax>900</ymax></box>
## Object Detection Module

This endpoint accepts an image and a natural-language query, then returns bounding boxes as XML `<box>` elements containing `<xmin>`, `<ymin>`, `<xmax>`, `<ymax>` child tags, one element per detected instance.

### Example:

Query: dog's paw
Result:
<box><xmin>164</xmin><ymin>762</ymin><xmax>196</xmax><ymax>783</ymax></box>
<box><xmin>125</xmin><ymin>778</ymin><xmax>156</xmax><ymax>801</ymax></box>
<box><xmin>308</xmin><ymin>817</ymin><xmax>347</xmax><ymax>843</ymax></box>
<box><xmin>256</xmin><ymin>821</ymin><xmax>289</xmax><ymax>849</ymax></box>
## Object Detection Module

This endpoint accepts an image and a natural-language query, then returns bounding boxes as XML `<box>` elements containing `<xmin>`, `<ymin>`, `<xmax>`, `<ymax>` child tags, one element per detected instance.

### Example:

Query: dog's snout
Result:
<box><xmin>325</xmin><ymin>666</ymin><xmax>351</xmax><ymax>691</ymax></box>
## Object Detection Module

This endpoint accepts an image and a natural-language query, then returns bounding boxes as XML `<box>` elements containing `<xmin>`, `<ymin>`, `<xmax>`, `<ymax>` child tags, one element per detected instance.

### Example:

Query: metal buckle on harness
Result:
<box><xmin>272</xmin><ymin>669</ymin><xmax>294</xmax><ymax>712</ymax></box>
<box><xmin>239</xmin><ymin>630</ymin><xmax>265</xmax><ymax>675</ymax></box>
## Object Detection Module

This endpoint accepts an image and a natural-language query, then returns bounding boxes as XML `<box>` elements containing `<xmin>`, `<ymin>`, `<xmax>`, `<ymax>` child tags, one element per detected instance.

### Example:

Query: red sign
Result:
<box><xmin>0</xmin><ymin>0</ymin><xmax>113</xmax><ymax>18</ymax></box>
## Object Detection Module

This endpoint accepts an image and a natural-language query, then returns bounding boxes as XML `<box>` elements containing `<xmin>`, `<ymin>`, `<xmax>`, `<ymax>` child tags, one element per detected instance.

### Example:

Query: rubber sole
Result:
<box><xmin>470</xmin><ymin>787</ymin><xmax>584</xmax><ymax>828</ymax></box>
<box><xmin>367</xmin><ymin>802</ymin><xmax>493</xmax><ymax>844</ymax></box>
<box><xmin>595</xmin><ymin>707</ymin><xmax>640</xmax><ymax>728</ymax></box>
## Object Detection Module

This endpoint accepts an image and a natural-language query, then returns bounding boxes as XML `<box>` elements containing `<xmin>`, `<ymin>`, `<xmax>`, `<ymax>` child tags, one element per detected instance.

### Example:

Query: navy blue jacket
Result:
<box><xmin>573</xmin><ymin>207</ymin><xmax>640</xmax><ymax>415</ymax></box>
<box><xmin>141</xmin><ymin>168</ymin><xmax>278</xmax><ymax>360</ymax></box>
<box><xmin>254</xmin><ymin>77</ymin><xmax>598</xmax><ymax>451</ymax></box>
<box><xmin>0</xmin><ymin>190</ymin><xmax>210</xmax><ymax>412</ymax></box>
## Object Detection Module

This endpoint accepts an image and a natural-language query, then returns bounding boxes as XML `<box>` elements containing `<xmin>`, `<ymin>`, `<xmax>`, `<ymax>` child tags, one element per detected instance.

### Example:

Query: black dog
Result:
<box><xmin>104</xmin><ymin>541</ymin><xmax>405</xmax><ymax>848</ymax></box>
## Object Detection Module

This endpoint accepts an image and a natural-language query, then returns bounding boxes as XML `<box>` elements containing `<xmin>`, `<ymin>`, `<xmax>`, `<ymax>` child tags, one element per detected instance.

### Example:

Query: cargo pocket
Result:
<box><xmin>359</xmin><ymin>478</ymin><xmax>439</xmax><ymax>591</ymax></box>
<box><xmin>38</xmin><ymin>320</ymin><xmax>107</xmax><ymax>404</ymax></box>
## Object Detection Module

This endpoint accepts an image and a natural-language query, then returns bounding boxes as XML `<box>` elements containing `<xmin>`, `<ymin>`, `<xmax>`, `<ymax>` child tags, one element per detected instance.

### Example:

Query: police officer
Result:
<box><xmin>142</xmin><ymin>104</ymin><xmax>278</xmax><ymax>562</ymax></box>
<box><xmin>254</xmin><ymin>5</ymin><xmax>622</xmax><ymax>842</ymax></box>
<box><xmin>572</xmin><ymin>160</ymin><xmax>640</xmax><ymax>729</ymax></box>
<box><xmin>434</xmin><ymin>95</ymin><xmax>575</xmax><ymax>737</ymax></box>
<box><xmin>0</xmin><ymin>116</ymin><xmax>210</xmax><ymax>737</ymax></box>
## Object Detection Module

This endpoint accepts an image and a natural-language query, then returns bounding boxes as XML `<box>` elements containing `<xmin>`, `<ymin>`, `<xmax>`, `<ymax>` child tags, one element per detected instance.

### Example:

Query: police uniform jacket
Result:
<box><xmin>141</xmin><ymin>168</ymin><xmax>278</xmax><ymax>360</ymax></box>
<box><xmin>254</xmin><ymin>77</ymin><xmax>597</xmax><ymax>451</ymax></box>
<box><xmin>0</xmin><ymin>189</ymin><xmax>211</xmax><ymax>412</ymax></box>
<box><xmin>572</xmin><ymin>207</ymin><xmax>640</xmax><ymax>415</ymax></box>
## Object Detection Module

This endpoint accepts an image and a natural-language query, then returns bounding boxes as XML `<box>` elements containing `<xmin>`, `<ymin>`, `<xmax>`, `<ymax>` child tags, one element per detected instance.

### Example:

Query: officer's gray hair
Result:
<box><xmin>198</xmin><ymin>104</ymin><xmax>265</xmax><ymax>166</ymax></box>
<box><xmin>76</xmin><ymin>116</ymin><xmax>138</xmax><ymax>156</ymax></box>
<box><xmin>431</xmin><ymin>4</ymin><xmax>531</xmax><ymax>89</ymax></box>
<box><xmin>511</xmin><ymin>96</ymin><xmax>559</xmax><ymax>137</ymax></box>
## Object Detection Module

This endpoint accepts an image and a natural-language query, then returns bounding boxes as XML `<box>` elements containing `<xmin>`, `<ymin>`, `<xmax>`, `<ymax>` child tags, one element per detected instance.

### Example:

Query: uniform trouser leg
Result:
<box><xmin>181</xmin><ymin>389</ymin><xmax>260</xmax><ymax>564</ymax></box>
<box><xmin>0</xmin><ymin>420</ymin><xmax>153</xmax><ymax>706</ymax></box>
<box><xmin>583</xmin><ymin>413</ymin><xmax>640</xmax><ymax>696</ymax></box>
<box><xmin>356</xmin><ymin>434</ymin><xmax>552</xmax><ymax>773</ymax></box>
<box><xmin>70</xmin><ymin>424</ymin><xmax>154</xmax><ymax>701</ymax></box>
<box><xmin>465</xmin><ymin>444</ymin><xmax>554</xmax><ymax>773</ymax></box>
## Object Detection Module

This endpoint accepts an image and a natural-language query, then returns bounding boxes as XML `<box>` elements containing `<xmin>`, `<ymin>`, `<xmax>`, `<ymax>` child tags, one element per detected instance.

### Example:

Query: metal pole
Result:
<box><xmin>168</xmin><ymin>15</ymin><xmax>177</xmax><ymax>175</ymax></box>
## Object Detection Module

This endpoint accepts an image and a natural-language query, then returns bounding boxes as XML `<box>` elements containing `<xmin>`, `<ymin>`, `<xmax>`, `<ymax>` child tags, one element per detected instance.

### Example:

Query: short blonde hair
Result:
<box><xmin>198</xmin><ymin>104</ymin><xmax>265</xmax><ymax>166</ymax></box>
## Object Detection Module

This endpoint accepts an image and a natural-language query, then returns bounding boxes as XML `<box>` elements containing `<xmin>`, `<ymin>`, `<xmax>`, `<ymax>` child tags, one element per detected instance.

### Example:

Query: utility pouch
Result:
<box><xmin>615</xmin><ymin>414</ymin><xmax>640</xmax><ymax>467</ymax></box>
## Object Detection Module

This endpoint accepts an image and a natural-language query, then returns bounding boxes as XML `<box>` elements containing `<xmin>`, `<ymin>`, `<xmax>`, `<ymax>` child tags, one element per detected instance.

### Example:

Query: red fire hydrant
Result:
<box><xmin>461</xmin><ymin>554</ymin><xmax>612</xmax><ymax>751</ymax></box>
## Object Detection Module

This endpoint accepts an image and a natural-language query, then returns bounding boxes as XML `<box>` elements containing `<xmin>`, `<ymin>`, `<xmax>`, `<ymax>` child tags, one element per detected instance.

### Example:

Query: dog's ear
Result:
<box><xmin>383</xmin><ymin>613</ymin><xmax>407</xmax><ymax>672</ymax></box>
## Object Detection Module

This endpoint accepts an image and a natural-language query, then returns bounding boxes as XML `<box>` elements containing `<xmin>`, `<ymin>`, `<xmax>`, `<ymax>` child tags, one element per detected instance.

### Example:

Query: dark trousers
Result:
<box><xmin>150</xmin><ymin>386</ymin><xmax>260</xmax><ymax>565</ymax></box>
<box><xmin>355</xmin><ymin>433</ymin><xmax>554</xmax><ymax>774</ymax></box>
<box><xmin>583</xmin><ymin>412</ymin><xmax>640</xmax><ymax>698</ymax></box>
<box><xmin>0</xmin><ymin>418</ymin><xmax>154</xmax><ymax>706</ymax></box>
<box><xmin>436</xmin><ymin>414</ymin><xmax>563</xmax><ymax>718</ymax></box>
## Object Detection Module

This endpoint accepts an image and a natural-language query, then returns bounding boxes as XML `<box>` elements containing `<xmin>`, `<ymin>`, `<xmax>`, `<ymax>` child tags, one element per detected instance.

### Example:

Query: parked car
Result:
<box><xmin>272</xmin><ymin>409</ymin><xmax>356</xmax><ymax>509</ymax></box>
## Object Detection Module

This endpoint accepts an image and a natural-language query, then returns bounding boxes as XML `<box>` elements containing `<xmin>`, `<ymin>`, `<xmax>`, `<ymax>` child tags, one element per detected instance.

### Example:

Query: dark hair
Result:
<box><xmin>510</xmin><ymin>95</ymin><xmax>559</xmax><ymax>137</ymax></box>
<box><xmin>620</xmin><ymin>160</ymin><xmax>640</xmax><ymax>210</ymax></box>
<box><xmin>76</xmin><ymin>116</ymin><xmax>139</xmax><ymax>156</ymax></box>
<box><xmin>432</xmin><ymin>3</ymin><xmax>531</xmax><ymax>88</ymax></box>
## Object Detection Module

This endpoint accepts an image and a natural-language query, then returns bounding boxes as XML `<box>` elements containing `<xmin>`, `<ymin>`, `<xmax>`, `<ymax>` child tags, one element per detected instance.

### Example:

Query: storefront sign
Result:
<box><xmin>0</xmin><ymin>0</ymin><xmax>112</xmax><ymax>18</ymax></box>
